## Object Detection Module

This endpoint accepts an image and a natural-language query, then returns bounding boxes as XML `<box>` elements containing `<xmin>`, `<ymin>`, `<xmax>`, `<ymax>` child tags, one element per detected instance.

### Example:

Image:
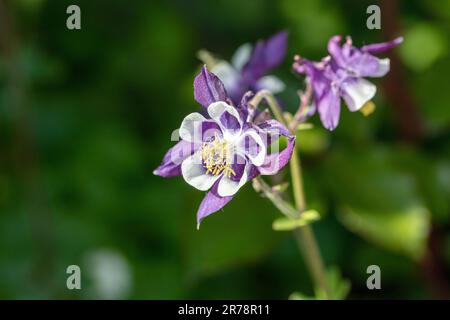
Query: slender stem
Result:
<box><xmin>289</xmin><ymin>148</ymin><xmax>306</xmax><ymax>210</ymax></box>
<box><xmin>290</xmin><ymin>82</ymin><xmax>313</xmax><ymax>132</ymax></box>
<box><xmin>290</xmin><ymin>151</ymin><xmax>332</xmax><ymax>299</ymax></box>
<box><xmin>250</xmin><ymin>90</ymin><xmax>332</xmax><ymax>299</ymax></box>
<box><xmin>250</xmin><ymin>89</ymin><xmax>286</xmax><ymax>125</ymax></box>
<box><xmin>253</xmin><ymin>177</ymin><xmax>298</xmax><ymax>219</ymax></box>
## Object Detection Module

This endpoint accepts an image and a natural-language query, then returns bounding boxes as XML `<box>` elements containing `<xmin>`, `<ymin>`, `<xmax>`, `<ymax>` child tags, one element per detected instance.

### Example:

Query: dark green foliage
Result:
<box><xmin>0</xmin><ymin>0</ymin><xmax>449</xmax><ymax>299</ymax></box>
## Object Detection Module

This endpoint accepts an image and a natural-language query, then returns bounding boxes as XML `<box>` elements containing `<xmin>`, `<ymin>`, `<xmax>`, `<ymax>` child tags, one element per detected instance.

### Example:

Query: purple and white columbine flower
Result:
<box><xmin>293</xmin><ymin>35</ymin><xmax>403</xmax><ymax>130</ymax></box>
<box><xmin>212</xmin><ymin>31</ymin><xmax>288</xmax><ymax>105</ymax></box>
<box><xmin>154</xmin><ymin>66</ymin><xmax>295</xmax><ymax>227</ymax></box>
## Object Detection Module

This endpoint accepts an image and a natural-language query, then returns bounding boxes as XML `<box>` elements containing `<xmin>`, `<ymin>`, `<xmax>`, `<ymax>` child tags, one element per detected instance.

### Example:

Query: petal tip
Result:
<box><xmin>276</xmin><ymin>29</ymin><xmax>289</xmax><ymax>41</ymax></box>
<box><xmin>331</xmin><ymin>35</ymin><xmax>342</xmax><ymax>42</ymax></box>
<box><xmin>324</xmin><ymin>122</ymin><xmax>337</xmax><ymax>131</ymax></box>
<box><xmin>194</xmin><ymin>65</ymin><xmax>228</xmax><ymax>107</ymax></box>
<box><xmin>394</xmin><ymin>37</ymin><xmax>404</xmax><ymax>45</ymax></box>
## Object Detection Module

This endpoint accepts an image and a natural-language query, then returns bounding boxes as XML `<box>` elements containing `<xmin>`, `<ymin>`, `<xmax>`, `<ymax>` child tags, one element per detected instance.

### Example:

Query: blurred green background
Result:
<box><xmin>0</xmin><ymin>0</ymin><xmax>449</xmax><ymax>299</ymax></box>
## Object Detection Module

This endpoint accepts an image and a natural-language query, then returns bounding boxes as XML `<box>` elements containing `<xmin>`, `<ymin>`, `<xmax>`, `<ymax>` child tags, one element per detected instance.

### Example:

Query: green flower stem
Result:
<box><xmin>252</xmin><ymin>178</ymin><xmax>298</xmax><ymax>219</ymax></box>
<box><xmin>250</xmin><ymin>90</ymin><xmax>332</xmax><ymax>299</ymax></box>
<box><xmin>250</xmin><ymin>90</ymin><xmax>286</xmax><ymax>125</ymax></box>
<box><xmin>290</xmin><ymin>149</ymin><xmax>332</xmax><ymax>299</ymax></box>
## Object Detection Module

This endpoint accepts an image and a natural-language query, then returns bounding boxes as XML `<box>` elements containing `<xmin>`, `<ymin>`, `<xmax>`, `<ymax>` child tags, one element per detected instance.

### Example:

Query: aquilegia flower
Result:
<box><xmin>154</xmin><ymin>66</ymin><xmax>295</xmax><ymax>227</ymax></box>
<box><xmin>212</xmin><ymin>31</ymin><xmax>288</xmax><ymax>105</ymax></box>
<box><xmin>293</xmin><ymin>35</ymin><xmax>403</xmax><ymax>130</ymax></box>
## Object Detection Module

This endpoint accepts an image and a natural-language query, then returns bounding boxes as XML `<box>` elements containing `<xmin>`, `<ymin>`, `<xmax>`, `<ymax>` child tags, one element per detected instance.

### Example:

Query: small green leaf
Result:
<box><xmin>271</xmin><ymin>182</ymin><xmax>289</xmax><ymax>193</ymax></box>
<box><xmin>315</xmin><ymin>266</ymin><xmax>351</xmax><ymax>300</ymax></box>
<box><xmin>272</xmin><ymin>210</ymin><xmax>320</xmax><ymax>231</ymax></box>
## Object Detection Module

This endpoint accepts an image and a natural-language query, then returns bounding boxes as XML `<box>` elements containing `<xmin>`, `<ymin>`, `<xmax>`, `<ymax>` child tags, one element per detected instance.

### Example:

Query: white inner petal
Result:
<box><xmin>181</xmin><ymin>151</ymin><xmax>220</xmax><ymax>191</ymax></box>
<box><xmin>179</xmin><ymin>112</ymin><xmax>208</xmax><ymax>142</ymax></box>
<box><xmin>342</xmin><ymin>78</ymin><xmax>376</xmax><ymax>112</ymax></box>
<box><xmin>256</xmin><ymin>75</ymin><xmax>286</xmax><ymax>94</ymax></box>
<box><xmin>217</xmin><ymin>163</ymin><xmax>249</xmax><ymax>197</ymax></box>
<box><xmin>231</xmin><ymin>43</ymin><xmax>252</xmax><ymax>71</ymax></box>
<box><xmin>371</xmin><ymin>58</ymin><xmax>390</xmax><ymax>77</ymax></box>
<box><xmin>236</xmin><ymin>129</ymin><xmax>266</xmax><ymax>166</ymax></box>
<box><xmin>211</xmin><ymin>61</ymin><xmax>240</xmax><ymax>92</ymax></box>
<box><xmin>207</xmin><ymin>101</ymin><xmax>243</xmax><ymax>141</ymax></box>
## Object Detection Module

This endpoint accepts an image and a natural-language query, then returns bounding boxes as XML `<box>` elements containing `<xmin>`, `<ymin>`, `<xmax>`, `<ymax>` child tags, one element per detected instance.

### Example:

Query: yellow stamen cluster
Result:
<box><xmin>201</xmin><ymin>133</ymin><xmax>236</xmax><ymax>178</ymax></box>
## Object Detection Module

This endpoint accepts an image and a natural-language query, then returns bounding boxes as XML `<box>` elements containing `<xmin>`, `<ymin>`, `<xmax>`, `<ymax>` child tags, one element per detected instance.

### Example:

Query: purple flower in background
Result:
<box><xmin>293</xmin><ymin>35</ymin><xmax>403</xmax><ymax>130</ymax></box>
<box><xmin>154</xmin><ymin>66</ymin><xmax>295</xmax><ymax>227</ymax></box>
<box><xmin>212</xmin><ymin>31</ymin><xmax>288</xmax><ymax>105</ymax></box>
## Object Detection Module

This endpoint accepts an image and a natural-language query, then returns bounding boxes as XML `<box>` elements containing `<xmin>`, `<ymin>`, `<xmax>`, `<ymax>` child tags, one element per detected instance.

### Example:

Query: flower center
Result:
<box><xmin>201</xmin><ymin>133</ymin><xmax>236</xmax><ymax>178</ymax></box>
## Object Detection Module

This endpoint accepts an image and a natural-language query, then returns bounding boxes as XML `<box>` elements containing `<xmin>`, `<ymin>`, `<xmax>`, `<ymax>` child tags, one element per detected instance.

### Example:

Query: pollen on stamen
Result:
<box><xmin>201</xmin><ymin>133</ymin><xmax>236</xmax><ymax>178</ymax></box>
